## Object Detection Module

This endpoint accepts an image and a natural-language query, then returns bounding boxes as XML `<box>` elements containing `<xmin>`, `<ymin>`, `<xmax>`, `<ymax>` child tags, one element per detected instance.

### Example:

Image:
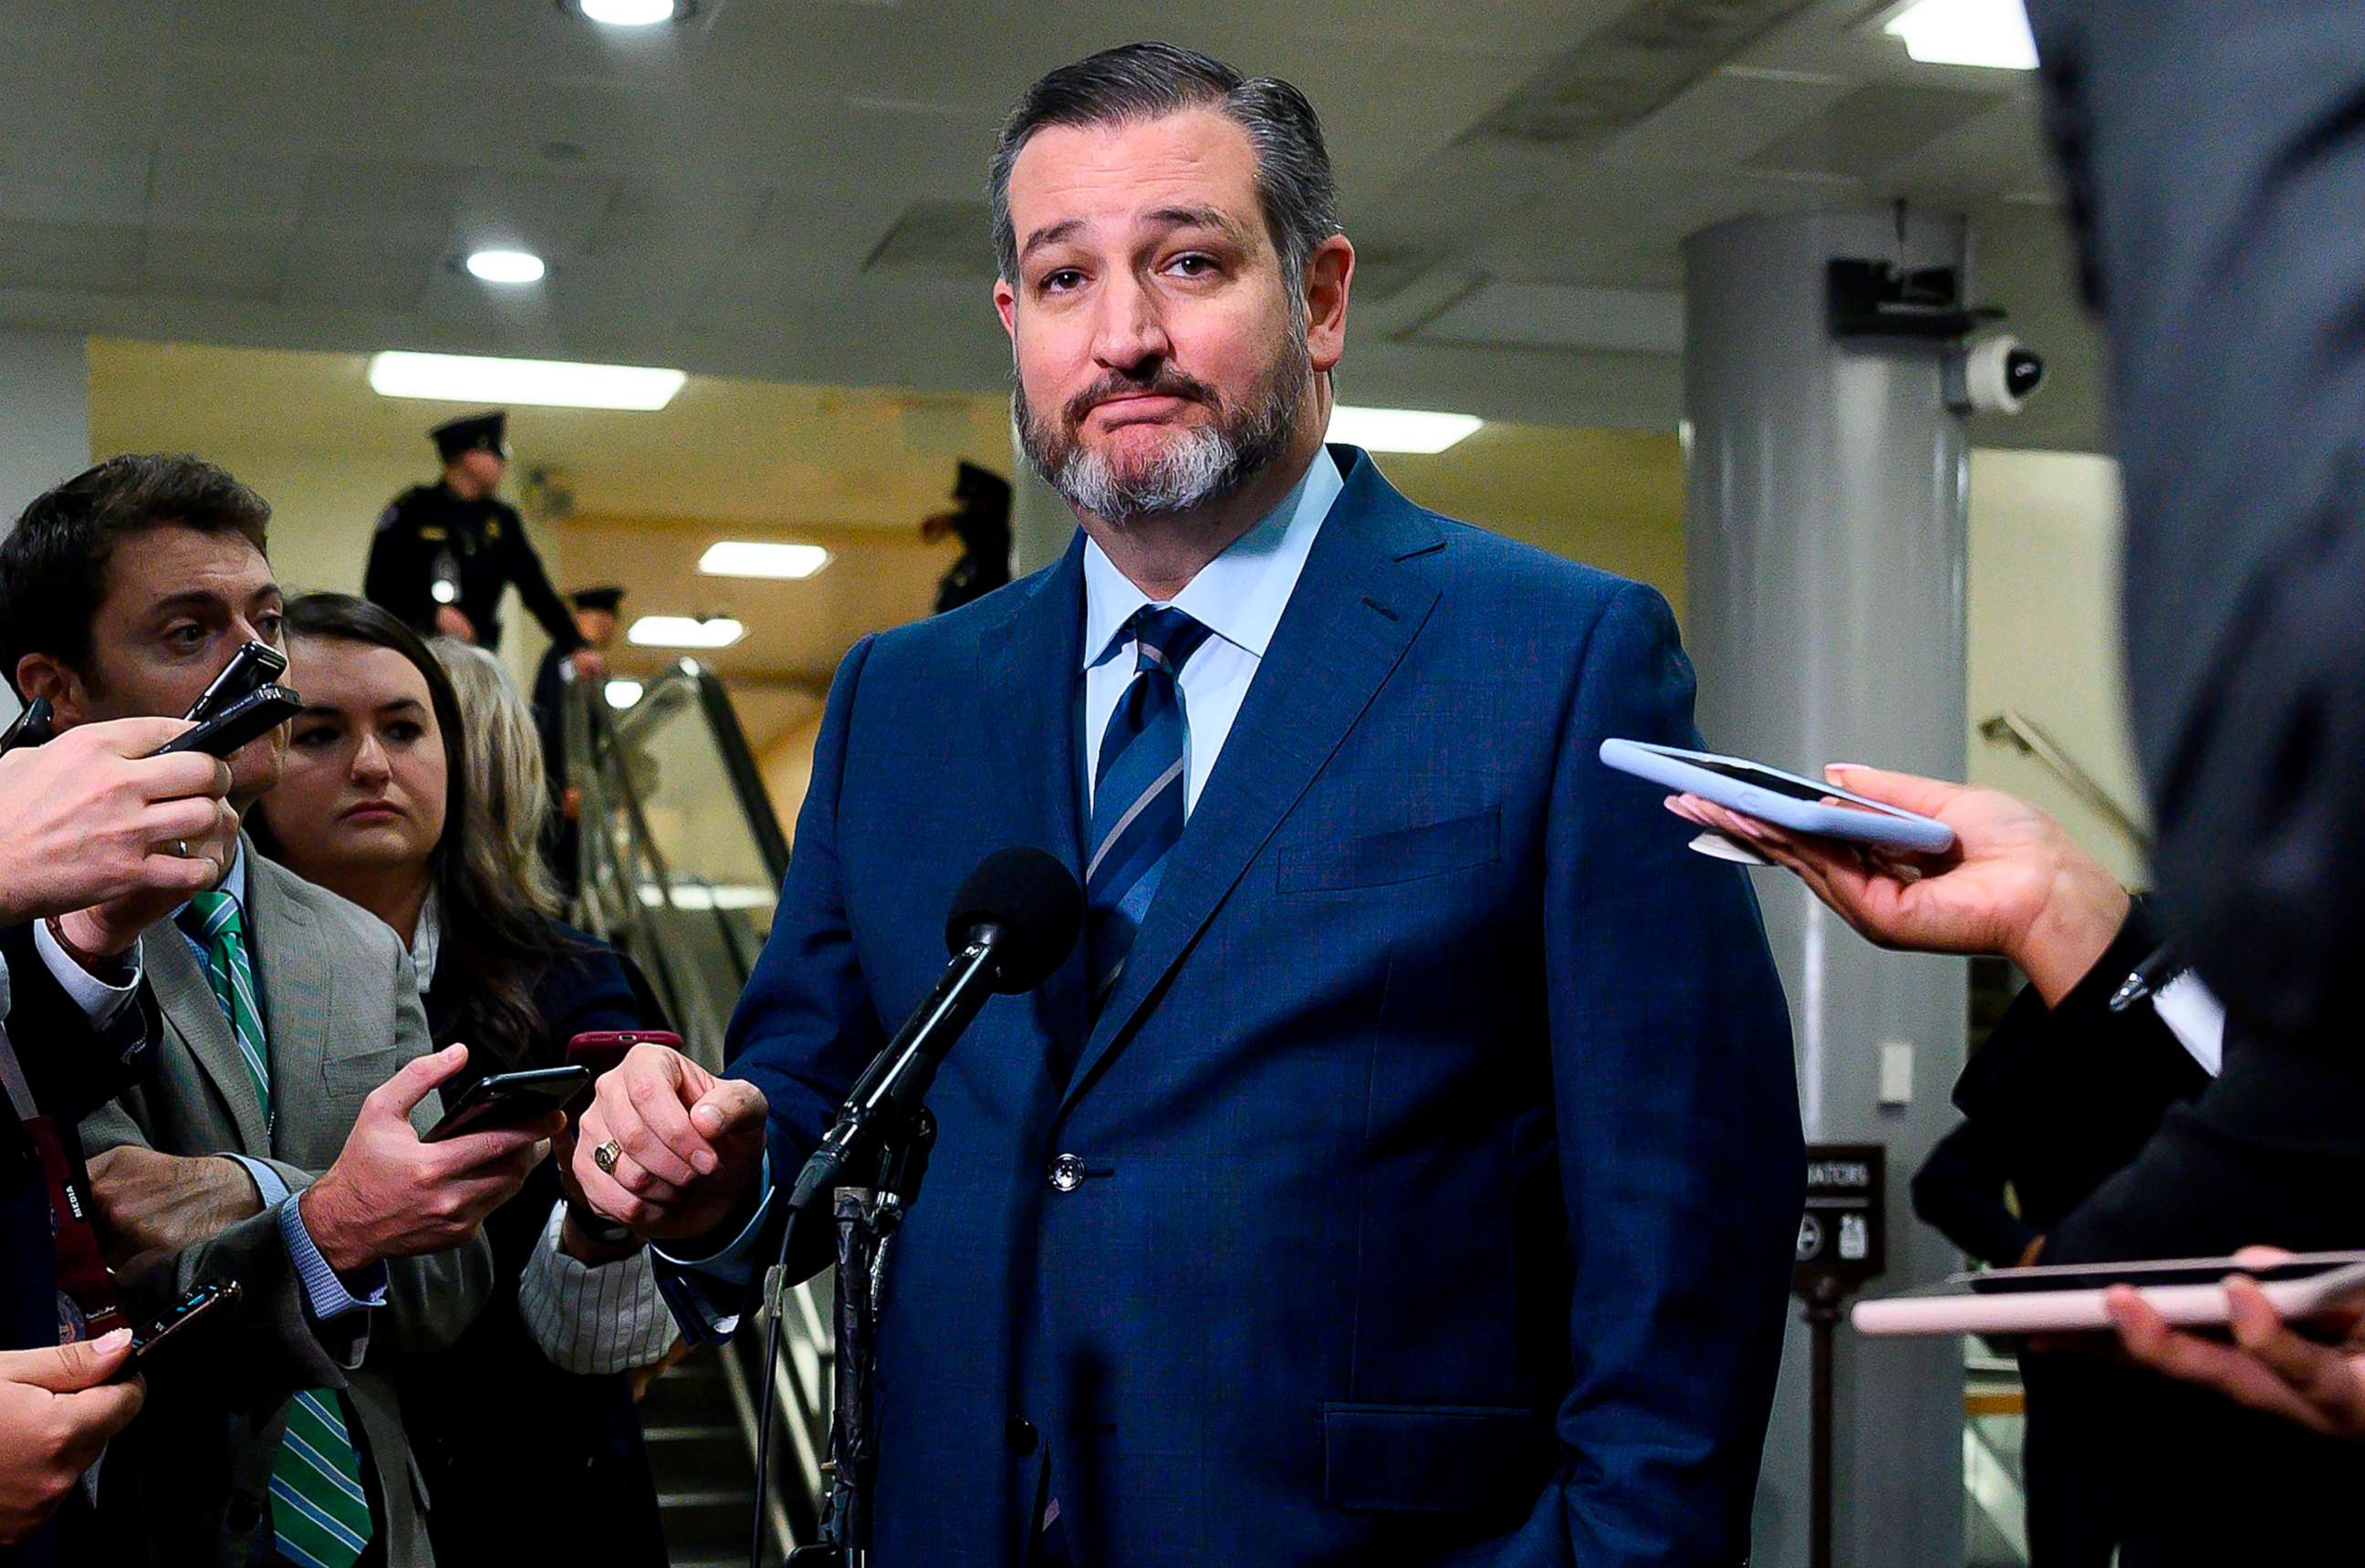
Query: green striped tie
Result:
<box><xmin>187</xmin><ymin>892</ymin><xmax>376</xmax><ymax>1568</ymax></box>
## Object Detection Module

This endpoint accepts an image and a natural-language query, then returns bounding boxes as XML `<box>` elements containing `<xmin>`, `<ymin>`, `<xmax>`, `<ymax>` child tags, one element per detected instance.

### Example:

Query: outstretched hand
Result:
<box><xmin>1666</xmin><ymin>764</ymin><xmax>2130</xmax><ymax>1005</ymax></box>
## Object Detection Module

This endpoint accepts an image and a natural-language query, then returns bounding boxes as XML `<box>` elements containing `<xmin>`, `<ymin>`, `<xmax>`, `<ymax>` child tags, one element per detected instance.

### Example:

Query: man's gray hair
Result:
<box><xmin>988</xmin><ymin>42</ymin><xmax>1341</xmax><ymax>306</ymax></box>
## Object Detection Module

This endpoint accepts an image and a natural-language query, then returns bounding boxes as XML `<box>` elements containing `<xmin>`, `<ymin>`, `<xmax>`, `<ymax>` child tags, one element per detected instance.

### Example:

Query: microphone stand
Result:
<box><xmin>786</xmin><ymin>1106</ymin><xmax>936</xmax><ymax>1568</ymax></box>
<box><xmin>784</xmin><ymin>936</ymin><xmax>999</xmax><ymax>1566</ymax></box>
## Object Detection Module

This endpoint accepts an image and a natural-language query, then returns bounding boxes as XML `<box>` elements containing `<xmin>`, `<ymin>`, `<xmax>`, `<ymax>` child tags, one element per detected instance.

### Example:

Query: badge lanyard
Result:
<box><xmin>0</xmin><ymin>1022</ymin><xmax>126</xmax><ymax>1343</ymax></box>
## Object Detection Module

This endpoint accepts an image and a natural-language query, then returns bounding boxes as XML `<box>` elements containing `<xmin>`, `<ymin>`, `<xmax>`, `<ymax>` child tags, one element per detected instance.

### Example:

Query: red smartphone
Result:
<box><xmin>566</xmin><ymin>1029</ymin><xmax>683</xmax><ymax>1081</ymax></box>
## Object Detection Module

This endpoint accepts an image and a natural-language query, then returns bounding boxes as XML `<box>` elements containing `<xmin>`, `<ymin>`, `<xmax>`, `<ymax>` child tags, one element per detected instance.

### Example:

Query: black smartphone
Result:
<box><xmin>423</xmin><ymin>1065</ymin><xmax>591</xmax><ymax>1143</ymax></box>
<box><xmin>183</xmin><ymin>641</ymin><xmax>288</xmax><ymax>726</ymax></box>
<box><xmin>114</xmin><ymin>1281</ymin><xmax>245</xmax><ymax>1377</ymax></box>
<box><xmin>144</xmin><ymin>684</ymin><xmax>304</xmax><ymax>759</ymax></box>
<box><xmin>0</xmin><ymin>696</ymin><xmax>56</xmax><ymax>755</ymax></box>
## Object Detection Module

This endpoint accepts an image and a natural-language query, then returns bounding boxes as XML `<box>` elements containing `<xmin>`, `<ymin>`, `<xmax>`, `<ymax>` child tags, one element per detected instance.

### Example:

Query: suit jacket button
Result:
<box><xmin>1006</xmin><ymin>1416</ymin><xmax>1039</xmax><ymax>1454</ymax></box>
<box><xmin>1048</xmin><ymin>1153</ymin><xmax>1085</xmax><ymax>1192</ymax></box>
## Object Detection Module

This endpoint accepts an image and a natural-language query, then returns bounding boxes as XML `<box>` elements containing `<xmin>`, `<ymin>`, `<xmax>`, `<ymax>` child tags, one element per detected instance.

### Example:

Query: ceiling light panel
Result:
<box><xmin>464</xmin><ymin>248</ymin><xmax>547</xmax><ymax>284</ymax></box>
<box><xmin>1325</xmin><ymin>407</ymin><xmax>1484</xmax><ymax>455</ymax></box>
<box><xmin>629</xmin><ymin>615</ymin><xmax>745</xmax><ymax>649</ymax></box>
<box><xmin>366</xmin><ymin>351</ymin><xmax>686</xmax><ymax>410</ymax></box>
<box><xmin>1881</xmin><ymin>0</ymin><xmax>2040</xmax><ymax>70</ymax></box>
<box><xmin>699</xmin><ymin>542</ymin><xmax>831</xmax><ymax>579</ymax></box>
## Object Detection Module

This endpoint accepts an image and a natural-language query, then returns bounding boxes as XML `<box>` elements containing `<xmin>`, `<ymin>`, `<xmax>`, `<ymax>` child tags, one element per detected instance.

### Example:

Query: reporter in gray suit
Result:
<box><xmin>0</xmin><ymin>456</ymin><xmax>562</xmax><ymax>1568</ymax></box>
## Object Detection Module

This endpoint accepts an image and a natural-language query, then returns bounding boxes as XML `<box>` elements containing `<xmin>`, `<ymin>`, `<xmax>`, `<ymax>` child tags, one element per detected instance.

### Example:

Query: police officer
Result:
<box><xmin>920</xmin><ymin>460</ymin><xmax>1013</xmax><ymax>614</ymax></box>
<box><xmin>364</xmin><ymin>411</ymin><xmax>594</xmax><ymax>669</ymax></box>
<box><xmin>531</xmin><ymin>586</ymin><xmax>625</xmax><ymax>896</ymax></box>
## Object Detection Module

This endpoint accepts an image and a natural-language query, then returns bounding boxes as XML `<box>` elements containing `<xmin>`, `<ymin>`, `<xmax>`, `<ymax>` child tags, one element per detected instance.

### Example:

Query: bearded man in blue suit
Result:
<box><xmin>577</xmin><ymin>42</ymin><xmax>1804</xmax><ymax>1567</ymax></box>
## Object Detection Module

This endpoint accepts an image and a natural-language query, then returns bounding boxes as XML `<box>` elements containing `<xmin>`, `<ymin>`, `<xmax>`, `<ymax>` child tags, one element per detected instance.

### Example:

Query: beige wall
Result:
<box><xmin>1964</xmin><ymin>448</ymin><xmax>2148</xmax><ymax>886</ymax></box>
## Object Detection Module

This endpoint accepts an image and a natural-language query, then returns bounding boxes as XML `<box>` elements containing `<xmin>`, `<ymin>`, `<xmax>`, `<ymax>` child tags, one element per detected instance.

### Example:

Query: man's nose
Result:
<box><xmin>1089</xmin><ymin>269</ymin><xmax>1172</xmax><ymax>375</ymax></box>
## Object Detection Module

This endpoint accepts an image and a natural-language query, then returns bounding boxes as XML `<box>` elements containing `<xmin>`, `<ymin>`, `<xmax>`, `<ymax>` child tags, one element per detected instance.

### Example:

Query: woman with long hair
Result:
<box><xmin>251</xmin><ymin>593</ymin><xmax>672</xmax><ymax>1566</ymax></box>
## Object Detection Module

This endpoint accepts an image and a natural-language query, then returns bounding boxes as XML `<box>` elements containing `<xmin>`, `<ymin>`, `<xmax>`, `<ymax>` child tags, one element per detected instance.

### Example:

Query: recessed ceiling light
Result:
<box><xmin>367</xmin><ymin>351</ymin><xmax>687</xmax><ymax>410</ymax></box>
<box><xmin>628</xmin><ymin>615</ymin><xmax>745</xmax><ymax>649</ymax></box>
<box><xmin>604</xmin><ymin>679</ymin><xmax>644</xmax><ymax>708</ymax></box>
<box><xmin>1325</xmin><ymin>406</ymin><xmax>1484</xmax><ymax>455</ymax></box>
<box><xmin>698</xmin><ymin>541</ymin><xmax>832</xmax><ymax>580</ymax></box>
<box><xmin>1881</xmin><ymin>0</ymin><xmax>2039</xmax><ymax>70</ymax></box>
<box><xmin>464</xmin><ymin>248</ymin><xmax>547</xmax><ymax>285</ymax></box>
<box><xmin>578</xmin><ymin>0</ymin><xmax>680</xmax><ymax>25</ymax></box>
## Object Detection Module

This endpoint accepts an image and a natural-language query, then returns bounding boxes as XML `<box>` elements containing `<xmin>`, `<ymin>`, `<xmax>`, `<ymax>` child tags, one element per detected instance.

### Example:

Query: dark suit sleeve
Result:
<box><xmin>502</xmin><ymin>509</ymin><xmax>586</xmax><ymax>654</ymax></box>
<box><xmin>1512</xmin><ymin>584</ymin><xmax>1804</xmax><ymax>1567</ymax></box>
<box><xmin>669</xmin><ymin>635</ymin><xmax>884</xmax><ymax>1311</ymax></box>
<box><xmin>1910</xmin><ymin>1121</ymin><xmax>2039</xmax><ymax>1268</ymax></box>
<box><xmin>0</xmin><ymin>924</ymin><xmax>158</xmax><ymax>1121</ymax></box>
<box><xmin>1949</xmin><ymin>902</ymin><xmax>2211</xmax><ymax>1234</ymax></box>
<box><xmin>2021</xmin><ymin>1</ymin><xmax>2365</xmax><ymax>1039</ymax></box>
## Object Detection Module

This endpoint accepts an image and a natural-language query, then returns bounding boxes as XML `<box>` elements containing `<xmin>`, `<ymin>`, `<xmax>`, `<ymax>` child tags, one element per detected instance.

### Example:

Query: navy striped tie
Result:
<box><xmin>1085</xmin><ymin>606</ymin><xmax>1214</xmax><ymax>1012</ymax></box>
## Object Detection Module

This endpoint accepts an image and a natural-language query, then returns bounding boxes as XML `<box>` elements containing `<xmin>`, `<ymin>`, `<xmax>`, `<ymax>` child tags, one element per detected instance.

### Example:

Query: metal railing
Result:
<box><xmin>562</xmin><ymin>658</ymin><xmax>833</xmax><ymax>1555</ymax></box>
<box><xmin>1976</xmin><ymin>708</ymin><xmax>2152</xmax><ymax>855</ymax></box>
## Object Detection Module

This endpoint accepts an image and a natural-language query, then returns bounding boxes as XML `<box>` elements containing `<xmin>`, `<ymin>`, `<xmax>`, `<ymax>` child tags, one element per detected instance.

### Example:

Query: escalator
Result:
<box><xmin>560</xmin><ymin>658</ymin><xmax>832</xmax><ymax>1564</ymax></box>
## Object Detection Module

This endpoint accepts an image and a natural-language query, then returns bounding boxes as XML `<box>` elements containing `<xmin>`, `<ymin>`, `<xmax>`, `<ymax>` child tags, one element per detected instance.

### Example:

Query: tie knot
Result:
<box><xmin>189</xmin><ymin>889</ymin><xmax>245</xmax><ymax>940</ymax></box>
<box><xmin>1130</xmin><ymin>606</ymin><xmax>1212</xmax><ymax>677</ymax></box>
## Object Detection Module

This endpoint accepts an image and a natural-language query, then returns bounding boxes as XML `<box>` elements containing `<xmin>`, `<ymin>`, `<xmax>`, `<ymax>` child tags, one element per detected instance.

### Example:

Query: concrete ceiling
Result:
<box><xmin>6</xmin><ymin>0</ymin><xmax>2103</xmax><ymax>449</ymax></box>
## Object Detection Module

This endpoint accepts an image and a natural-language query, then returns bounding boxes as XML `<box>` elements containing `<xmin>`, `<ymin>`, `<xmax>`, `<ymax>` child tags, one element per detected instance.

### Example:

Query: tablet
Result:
<box><xmin>1851</xmin><ymin>1253</ymin><xmax>2365</xmax><ymax>1337</ymax></box>
<box><xmin>1599</xmin><ymin>739</ymin><xmax>1956</xmax><ymax>856</ymax></box>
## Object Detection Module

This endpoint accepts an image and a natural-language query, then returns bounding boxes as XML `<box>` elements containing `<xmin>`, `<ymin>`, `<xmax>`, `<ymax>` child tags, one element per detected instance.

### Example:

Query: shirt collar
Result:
<box><xmin>409</xmin><ymin>888</ymin><xmax>443</xmax><ymax>994</ymax></box>
<box><xmin>1080</xmin><ymin>447</ymin><xmax>1344</xmax><ymax>670</ymax></box>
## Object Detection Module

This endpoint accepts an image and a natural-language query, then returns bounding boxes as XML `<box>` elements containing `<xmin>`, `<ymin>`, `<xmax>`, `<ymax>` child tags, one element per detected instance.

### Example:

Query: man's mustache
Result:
<box><xmin>1063</xmin><ymin>369</ymin><xmax>1217</xmax><ymax>430</ymax></box>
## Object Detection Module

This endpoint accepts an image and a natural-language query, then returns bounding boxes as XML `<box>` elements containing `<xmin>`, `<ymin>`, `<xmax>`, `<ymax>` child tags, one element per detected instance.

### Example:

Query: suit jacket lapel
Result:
<box><xmin>244</xmin><ymin>854</ymin><xmax>329</xmax><ymax>1155</ymax></box>
<box><xmin>1059</xmin><ymin>450</ymin><xmax>1443</xmax><ymax>1115</ymax></box>
<box><xmin>143</xmin><ymin>919</ymin><xmax>269</xmax><ymax>1151</ymax></box>
<box><xmin>976</xmin><ymin>532</ymin><xmax>1095</xmax><ymax>1074</ymax></box>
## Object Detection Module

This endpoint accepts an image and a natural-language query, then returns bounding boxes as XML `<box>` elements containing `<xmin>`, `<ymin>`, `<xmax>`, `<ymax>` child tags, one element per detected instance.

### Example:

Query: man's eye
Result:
<box><xmin>1167</xmin><ymin>254</ymin><xmax>1216</xmax><ymax>277</ymax></box>
<box><xmin>166</xmin><ymin>624</ymin><xmax>207</xmax><ymax>649</ymax></box>
<box><xmin>254</xmin><ymin>614</ymin><xmax>286</xmax><ymax>644</ymax></box>
<box><xmin>1041</xmin><ymin>268</ymin><xmax>1085</xmax><ymax>293</ymax></box>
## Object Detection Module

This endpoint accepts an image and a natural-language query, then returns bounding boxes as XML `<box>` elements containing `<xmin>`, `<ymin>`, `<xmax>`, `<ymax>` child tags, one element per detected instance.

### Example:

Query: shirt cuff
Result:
<box><xmin>225</xmin><ymin>1155</ymin><xmax>291</xmax><ymax>1209</ymax></box>
<box><xmin>650</xmin><ymin>1152</ymin><xmax>774</xmax><ymax>1340</ymax></box>
<box><xmin>279</xmin><ymin>1197</ymin><xmax>389</xmax><ymax>1321</ymax></box>
<box><xmin>521</xmin><ymin>1201</ymin><xmax>677</xmax><ymax>1375</ymax></box>
<box><xmin>33</xmin><ymin>919</ymin><xmax>141</xmax><ymax>1026</ymax></box>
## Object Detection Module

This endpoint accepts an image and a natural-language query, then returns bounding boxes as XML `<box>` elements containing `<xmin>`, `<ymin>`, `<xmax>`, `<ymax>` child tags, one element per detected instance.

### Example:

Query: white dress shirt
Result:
<box><xmin>1079</xmin><ymin>448</ymin><xmax>1343</xmax><ymax>815</ymax></box>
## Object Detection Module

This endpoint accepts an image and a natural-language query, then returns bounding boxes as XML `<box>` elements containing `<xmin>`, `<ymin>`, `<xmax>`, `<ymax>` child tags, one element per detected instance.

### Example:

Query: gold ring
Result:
<box><xmin>593</xmin><ymin>1139</ymin><xmax>623</xmax><ymax>1176</ymax></box>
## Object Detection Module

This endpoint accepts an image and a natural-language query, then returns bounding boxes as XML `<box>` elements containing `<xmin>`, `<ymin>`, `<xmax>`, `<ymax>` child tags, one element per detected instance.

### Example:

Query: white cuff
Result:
<box><xmin>520</xmin><ymin>1200</ymin><xmax>677</xmax><ymax>1376</ymax></box>
<box><xmin>33</xmin><ymin>920</ymin><xmax>141</xmax><ymax>1025</ymax></box>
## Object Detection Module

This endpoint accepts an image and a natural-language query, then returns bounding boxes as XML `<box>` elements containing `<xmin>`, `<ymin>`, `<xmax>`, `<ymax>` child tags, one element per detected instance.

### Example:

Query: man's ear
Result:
<box><xmin>994</xmin><ymin>277</ymin><xmax>1018</xmax><ymax>341</ymax></box>
<box><xmin>14</xmin><ymin>652</ymin><xmax>91</xmax><ymax>724</ymax></box>
<box><xmin>1303</xmin><ymin>235</ymin><xmax>1354</xmax><ymax>376</ymax></box>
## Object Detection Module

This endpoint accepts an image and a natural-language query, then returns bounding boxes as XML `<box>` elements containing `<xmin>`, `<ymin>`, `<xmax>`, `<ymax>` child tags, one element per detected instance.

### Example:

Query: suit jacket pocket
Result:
<box><xmin>1321</xmin><ymin>1401</ymin><xmax>1552</xmax><ymax>1513</ymax></box>
<box><xmin>321</xmin><ymin>1045</ymin><xmax>404</xmax><ymax>1101</ymax></box>
<box><xmin>1277</xmin><ymin>806</ymin><xmax>1500</xmax><ymax>893</ymax></box>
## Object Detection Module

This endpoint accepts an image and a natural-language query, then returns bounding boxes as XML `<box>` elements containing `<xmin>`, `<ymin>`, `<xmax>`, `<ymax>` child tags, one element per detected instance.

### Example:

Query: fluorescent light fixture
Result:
<box><xmin>698</xmin><ymin>541</ymin><xmax>831</xmax><ymax>580</ymax></box>
<box><xmin>1882</xmin><ymin>0</ymin><xmax>2038</xmax><ymax>70</ymax></box>
<box><xmin>604</xmin><ymin>679</ymin><xmax>644</xmax><ymax>708</ymax></box>
<box><xmin>464</xmin><ymin>248</ymin><xmax>546</xmax><ymax>285</ymax></box>
<box><xmin>367</xmin><ymin>351</ymin><xmax>686</xmax><ymax>411</ymax></box>
<box><xmin>1325</xmin><ymin>405</ymin><xmax>1484</xmax><ymax>455</ymax></box>
<box><xmin>580</xmin><ymin>0</ymin><xmax>677</xmax><ymax>24</ymax></box>
<box><xmin>628</xmin><ymin>615</ymin><xmax>745</xmax><ymax>649</ymax></box>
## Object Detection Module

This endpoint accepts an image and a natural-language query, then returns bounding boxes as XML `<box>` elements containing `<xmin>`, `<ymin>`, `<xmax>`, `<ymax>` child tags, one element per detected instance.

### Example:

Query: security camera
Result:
<box><xmin>1948</xmin><ymin>334</ymin><xmax>2047</xmax><ymax>415</ymax></box>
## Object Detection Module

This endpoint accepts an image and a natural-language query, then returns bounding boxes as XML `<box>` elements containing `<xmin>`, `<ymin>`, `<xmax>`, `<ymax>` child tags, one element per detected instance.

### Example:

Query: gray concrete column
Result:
<box><xmin>0</xmin><ymin>327</ymin><xmax>90</xmax><ymax>724</ymax></box>
<box><xmin>1682</xmin><ymin>209</ymin><xmax>1970</xmax><ymax>1568</ymax></box>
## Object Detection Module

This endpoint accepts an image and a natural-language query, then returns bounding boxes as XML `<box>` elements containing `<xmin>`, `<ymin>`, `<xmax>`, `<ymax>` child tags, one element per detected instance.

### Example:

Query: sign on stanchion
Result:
<box><xmin>1793</xmin><ymin>1144</ymin><xmax>1886</xmax><ymax>1568</ymax></box>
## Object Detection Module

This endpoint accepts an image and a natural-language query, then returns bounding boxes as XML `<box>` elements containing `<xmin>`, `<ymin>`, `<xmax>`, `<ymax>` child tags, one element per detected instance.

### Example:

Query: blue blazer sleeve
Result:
<box><xmin>1522</xmin><ymin>584</ymin><xmax>1803</xmax><ymax>1566</ymax></box>
<box><xmin>668</xmin><ymin>635</ymin><xmax>887</xmax><ymax>1319</ymax></box>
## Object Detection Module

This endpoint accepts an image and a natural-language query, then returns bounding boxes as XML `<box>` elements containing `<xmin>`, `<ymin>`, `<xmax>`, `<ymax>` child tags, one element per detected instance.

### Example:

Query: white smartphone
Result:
<box><xmin>1852</xmin><ymin>1251</ymin><xmax>2365</xmax><ymax>1337</ymax></box>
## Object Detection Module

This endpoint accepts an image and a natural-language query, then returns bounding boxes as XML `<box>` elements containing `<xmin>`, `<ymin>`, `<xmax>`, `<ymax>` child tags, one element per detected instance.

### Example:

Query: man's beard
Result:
<box><xmin>1014</xmin><ymin>338</ymin><xmax>1308</xmax><ymax>524</ymax></box>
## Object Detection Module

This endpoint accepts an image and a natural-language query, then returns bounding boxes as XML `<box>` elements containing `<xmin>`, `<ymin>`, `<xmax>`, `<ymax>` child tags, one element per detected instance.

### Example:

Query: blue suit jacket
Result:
<box><xmin>722</xmin><ymin>448</ymin><xmax>1802</xmax><ymax>1566</ymax></box>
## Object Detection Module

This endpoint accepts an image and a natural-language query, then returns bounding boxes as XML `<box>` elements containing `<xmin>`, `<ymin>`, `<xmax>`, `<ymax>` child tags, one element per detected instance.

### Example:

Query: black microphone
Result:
<box><xmin>786</xmin><ymin>846</ymin><xmax>1081</xmax><ymax>1212</ymax></box>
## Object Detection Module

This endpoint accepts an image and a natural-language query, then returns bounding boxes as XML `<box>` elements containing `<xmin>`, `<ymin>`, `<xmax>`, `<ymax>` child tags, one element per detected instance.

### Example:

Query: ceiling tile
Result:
<box><xmin>0</xmin><ymin>221</ymin><xmax>146</xmax><ymax>294</ymax></box>
<box><xmin>1745</xmin><ymin>81</ymin><xmax>2003</xmax><ymax>182</ymax></box>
